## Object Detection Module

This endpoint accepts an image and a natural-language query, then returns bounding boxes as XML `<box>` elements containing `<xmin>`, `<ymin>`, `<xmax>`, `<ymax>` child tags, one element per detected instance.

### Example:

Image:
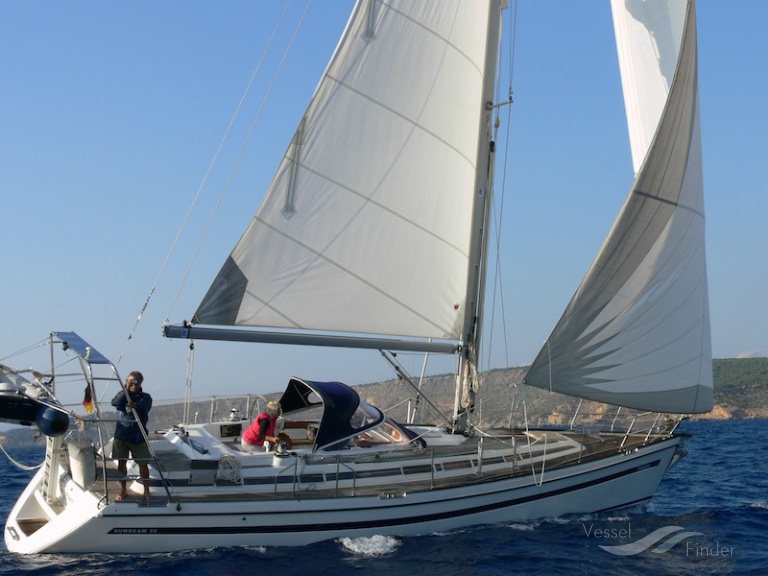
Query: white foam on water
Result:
<box><xmin>339</xmin><ymin>534</ymin><xmax>400</xmax><ymax>556</ymax></box>
<box><xmin>507</xmin><ymin>523</ymin><xmax>536</xmax><ymax>531</ymax></box>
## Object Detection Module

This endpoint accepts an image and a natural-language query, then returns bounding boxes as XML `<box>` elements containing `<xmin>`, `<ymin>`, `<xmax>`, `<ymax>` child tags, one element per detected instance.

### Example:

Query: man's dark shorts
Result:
<box><xmin>112</xmin><ymin>438</ymin><xmax>151</xmax><ymax>462</ymax></box>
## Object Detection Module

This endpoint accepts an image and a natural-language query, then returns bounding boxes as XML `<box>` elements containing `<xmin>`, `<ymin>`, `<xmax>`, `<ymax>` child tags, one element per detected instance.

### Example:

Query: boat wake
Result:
<box><xmin>339</xmin><ymin>535</ymin><xmax>400</xmax><ymax>556</ymax></box>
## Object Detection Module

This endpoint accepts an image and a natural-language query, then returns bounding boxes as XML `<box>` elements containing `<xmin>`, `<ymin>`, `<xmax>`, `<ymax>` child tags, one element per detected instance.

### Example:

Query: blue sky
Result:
<box><xmin>1</xmin><ymin>1</ymin><xmax>766</xmax><ymax>406</ymax></box>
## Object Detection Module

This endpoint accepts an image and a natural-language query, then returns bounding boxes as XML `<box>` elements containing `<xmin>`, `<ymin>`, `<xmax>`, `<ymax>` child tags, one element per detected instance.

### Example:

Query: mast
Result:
<box><xmin>451</xmin><ymin>0</ymin><xmax>504</xmax><ymax>434</ymax></box>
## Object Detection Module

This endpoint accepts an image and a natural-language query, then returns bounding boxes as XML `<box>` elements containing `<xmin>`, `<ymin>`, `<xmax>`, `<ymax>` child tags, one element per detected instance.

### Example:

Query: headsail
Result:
<box><xmin>525</xmin><ymin>0</ymin><xmax>713</xmax><ymax>414</ymax></box>
<box><xmin>612</xmin><ymin>0</ymin><xmax>687</xmax><ymax>173</ymax></box>
<box><xmin>186</xmin><ymin>1</ymin><xmax>497</xmax><ymax>349</ymax></box>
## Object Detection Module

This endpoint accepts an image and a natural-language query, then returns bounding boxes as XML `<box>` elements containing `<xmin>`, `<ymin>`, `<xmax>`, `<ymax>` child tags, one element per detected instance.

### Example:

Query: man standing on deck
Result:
<box><xmin>111</xmin><ymin>371</ymin><xmax>153</xmax><ymax>502</ymax></box>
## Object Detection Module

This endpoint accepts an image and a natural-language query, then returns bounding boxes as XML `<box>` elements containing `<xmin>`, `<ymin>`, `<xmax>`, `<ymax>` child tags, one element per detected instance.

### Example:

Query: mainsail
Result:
<box><xmin>188</xmin><ymin>1</ymin><xmax>497</xmax><ymax>349</ymax></box>
<box><xmin>524</xmin><ymin>0</ymin><xmax>713</xmax><ymax>414</ymax></box>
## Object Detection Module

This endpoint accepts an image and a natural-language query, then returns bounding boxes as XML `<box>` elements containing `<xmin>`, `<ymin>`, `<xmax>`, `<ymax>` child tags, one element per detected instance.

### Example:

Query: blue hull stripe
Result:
<box><xmin>108</xmin><ymin>457</ymin><xmax>663</xmax><ymax>536</ymax></box>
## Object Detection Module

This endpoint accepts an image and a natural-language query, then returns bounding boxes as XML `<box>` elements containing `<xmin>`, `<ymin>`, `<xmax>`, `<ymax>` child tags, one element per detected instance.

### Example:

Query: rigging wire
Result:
<box><xmin>0</xmin><ymin>339</ymin><xmax>49</xmax><ymax>365</ymax></box>
<box><xmin>164</xmin><ymin>0</ymin><xmax>315</xmax><ymax>327</ymax></box>
<box><xmin>183</xmin><ymin>342</ymin><xmax>195</xmax><ymax>424</ymax></box>
<box><xmin>472</xmin><ymin>0</ymin><xmax>519</xmax><ymax>433</ymax></box>
<box><xmin>485</xmin><ymin>0</ymin><xmax>518</xmax><ymax>372</ymax></box>
<box><xmin>110</xmin><ymin>1</ymin><xmax>306</xmax><ymax>370</ymax></box>
<box><xmin>477</xmin><ymin>0</ymin><xmax>518</xmax><ymax>432</ymax></box>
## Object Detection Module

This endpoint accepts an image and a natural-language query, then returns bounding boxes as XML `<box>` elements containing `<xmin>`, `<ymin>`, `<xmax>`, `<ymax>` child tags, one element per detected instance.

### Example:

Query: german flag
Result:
<box><xmin>82</xmin><ymin>385</ymin><xmax>94</xmax><ymax>414</ymax></box>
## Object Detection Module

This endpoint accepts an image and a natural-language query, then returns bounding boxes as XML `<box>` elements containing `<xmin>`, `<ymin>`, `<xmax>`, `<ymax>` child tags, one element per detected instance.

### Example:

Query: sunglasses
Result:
<box><xmin>127</xmin><ymin>379</ymin><xmax>140</xmax><ymax>385</ymax></box>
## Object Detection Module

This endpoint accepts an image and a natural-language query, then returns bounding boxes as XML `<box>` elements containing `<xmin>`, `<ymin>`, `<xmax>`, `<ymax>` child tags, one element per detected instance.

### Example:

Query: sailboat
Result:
<box><xmin>4</xmin><ymin>0</ymin><xmax>711</xmax><ymax>554</ymax></box>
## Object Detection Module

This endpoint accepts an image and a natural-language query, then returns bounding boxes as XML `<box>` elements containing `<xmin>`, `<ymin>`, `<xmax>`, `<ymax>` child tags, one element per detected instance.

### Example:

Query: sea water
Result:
<box><xmin>1</xmin><ymin>419</ymin><xmax>766</xmax><ymax>575</ymax></box>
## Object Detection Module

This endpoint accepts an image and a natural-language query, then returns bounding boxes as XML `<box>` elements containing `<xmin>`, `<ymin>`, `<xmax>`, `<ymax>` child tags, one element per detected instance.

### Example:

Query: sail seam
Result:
<box><xmin>278</xmin><ymin>161</ymin><xmax>471</xmax><ymax>259</ymax></box>
<box><xmin>321</xmin><ymin>2</ymin><xmax>485</xmax><ymax>171</ymax></box>
<box><xmin>380</xmin><ymin>1</ymin><xmax>485</xmax><ymax>80</ymax></box>
<box><xmin>244</xmin><ymin>215</ymin><xmax>455</xmax><ymax>335</ymax></box>
<box><xmin>632</xmin><ymin>189</ymin><xmax>704</xmax><ymax>219</ymax></box>
<box><xmin>325</xmin><ymin>72</ymin><xmax>480</xmax><ymax>170</ymax></box>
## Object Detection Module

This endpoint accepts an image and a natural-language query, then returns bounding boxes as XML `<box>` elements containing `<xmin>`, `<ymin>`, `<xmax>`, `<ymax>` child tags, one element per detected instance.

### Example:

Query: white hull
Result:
<box><xmin>5</xmin><ymin>432</ymin><xmax>683</xmax><ymax>554</ymax></box>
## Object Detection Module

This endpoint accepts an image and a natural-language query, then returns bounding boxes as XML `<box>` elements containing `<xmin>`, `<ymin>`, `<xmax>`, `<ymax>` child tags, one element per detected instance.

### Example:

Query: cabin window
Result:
<box><xmin>349</xmin><ymin>401</ymin><xmax>379</xmax><ymax>430</ymax></box>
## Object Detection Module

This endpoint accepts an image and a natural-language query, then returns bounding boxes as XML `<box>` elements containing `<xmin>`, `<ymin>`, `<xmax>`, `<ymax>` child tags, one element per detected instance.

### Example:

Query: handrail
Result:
<box><xmin>610</xmin><ymin>406</ymin><xmax>622</xmax><ymax>432</ymax></box>
<box><xmin>46</xmin><ymin>334</ymin><xmax>177</xmax><ymax>506</ymax></box>
<box><xmin>644</xmin><ymin>413</ymin><xmax>663</xmax><ymax>444</ymax></box>
<box><xmin>476</xmin><ymin>436</ymin><xmax>484</xmax><ymax>475</ymax></box>
<box><xmin>619</xmin><ymin>416</ymin><xmax>638</xmax><ymax>449</ymax></box>
<box><xmin>569</xmin><ymin>399</ymin><xmax>583</xmax><ymax>429</ymax></box>
<box><xmin>525</xmin><ymin>431</ymin><xmax>548</xmax><ymax>487</ymax></box>
<box><xmin>274</xmin><ymin>458</ymin><xmax>299</xmax><ymax>498</ymax></box>
<box><xmin>335</xmin><ymin>458</ymin><xmax>357</xmax><ymax>496</ymax></box>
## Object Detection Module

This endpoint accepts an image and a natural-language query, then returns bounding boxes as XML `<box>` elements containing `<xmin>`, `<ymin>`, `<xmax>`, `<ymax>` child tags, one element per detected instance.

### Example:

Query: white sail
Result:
<box><xmin>525</xmin><ymin>0</ymin><xmax>713</xmax><ymax>414</ymax></box>
<box><xmin>611</xmin><ymin>0</ymin><xmax>688</xmax><ymax>173</ymax></box>
<box><xmin>193</xmin><ymin>1</ymin><xmax>496</xmax><ymax>345</ymax></box>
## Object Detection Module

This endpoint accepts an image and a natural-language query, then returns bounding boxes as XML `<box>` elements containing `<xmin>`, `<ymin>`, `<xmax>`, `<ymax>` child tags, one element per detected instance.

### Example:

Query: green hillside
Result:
<box><xmin>712</xmin><ymin>357</ymin><xmax>768</xmax><ymax>417</ymax></box>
